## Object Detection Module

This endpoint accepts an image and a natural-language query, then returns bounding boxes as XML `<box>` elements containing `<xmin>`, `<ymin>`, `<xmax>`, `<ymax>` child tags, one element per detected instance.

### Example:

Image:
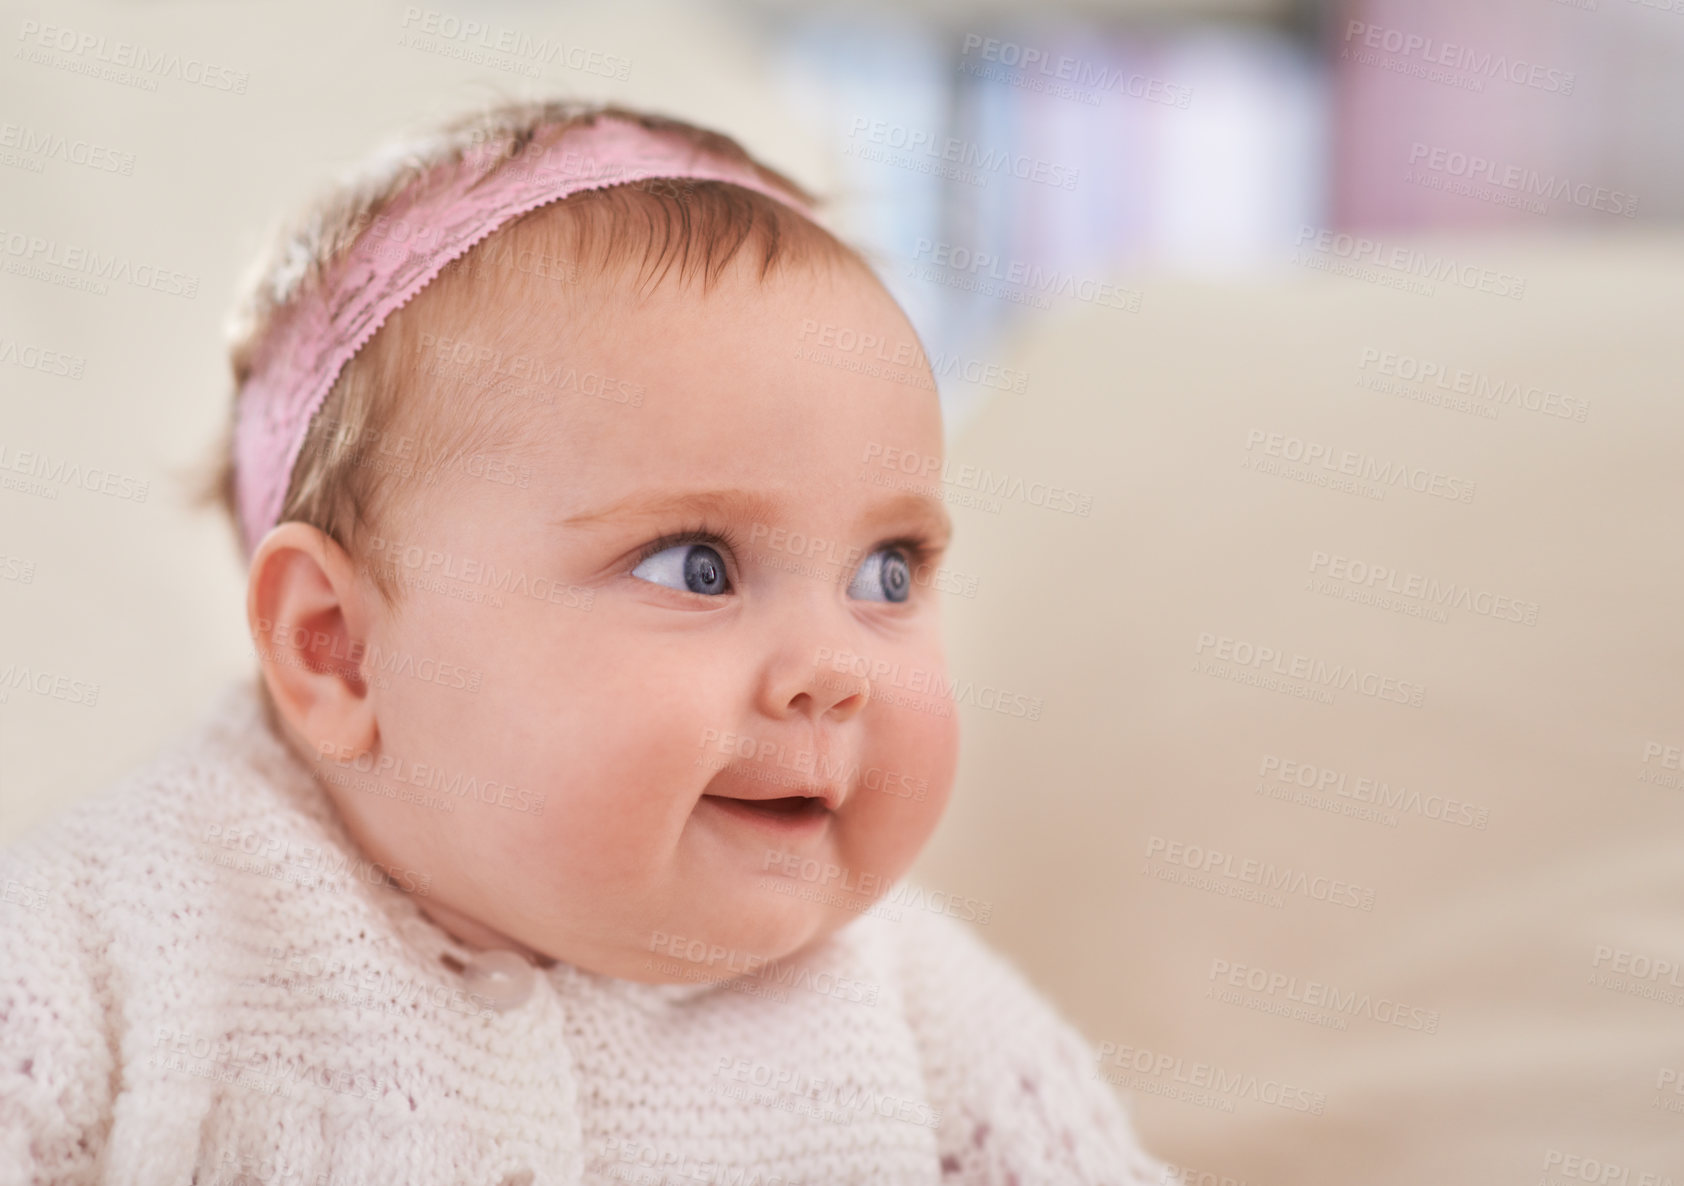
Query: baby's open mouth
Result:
<box><xmin>700</xmin><ymin>794</ymin><xmax>833</xmax><ymax>830</ymax></box>
<box><xmin>741</xmin><ymin>795</ymin><xmax>809</xmax><ymax>813</ymax></box>
<box><xmin>698</xmin><ymin>766</ymin><xmax>845</xmax><ymax>833</ymax></box>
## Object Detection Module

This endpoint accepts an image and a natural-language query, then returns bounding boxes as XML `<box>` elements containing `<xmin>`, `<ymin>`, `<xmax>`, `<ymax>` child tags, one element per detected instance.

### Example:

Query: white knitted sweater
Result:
<box><xmin>0</xmin><ymin>678</ymin><xmax>1163</xmax><ymax>1185</ymax></box>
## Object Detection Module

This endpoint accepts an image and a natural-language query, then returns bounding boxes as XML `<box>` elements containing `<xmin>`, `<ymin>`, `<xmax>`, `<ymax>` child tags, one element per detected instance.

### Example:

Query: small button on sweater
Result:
<box><xmin>0</xmin><ymin>678</ymin><xmax>1164</xmax><ymax>1185</ymax></box>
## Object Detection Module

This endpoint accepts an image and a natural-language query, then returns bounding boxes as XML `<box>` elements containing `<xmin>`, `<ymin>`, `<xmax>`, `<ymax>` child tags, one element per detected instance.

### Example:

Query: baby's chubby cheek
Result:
<box><xmin>343</xmin><ymin>603</ymin><xmax>721</xmax><ymax>940</ymax></box>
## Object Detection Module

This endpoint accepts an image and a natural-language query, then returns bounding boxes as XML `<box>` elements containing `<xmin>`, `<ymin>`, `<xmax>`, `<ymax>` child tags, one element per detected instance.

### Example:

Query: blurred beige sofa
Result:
<box><xmin>911</xmin><ymin>231</ymin><xmax>1684</xmax><ymax>1185</ymax></box>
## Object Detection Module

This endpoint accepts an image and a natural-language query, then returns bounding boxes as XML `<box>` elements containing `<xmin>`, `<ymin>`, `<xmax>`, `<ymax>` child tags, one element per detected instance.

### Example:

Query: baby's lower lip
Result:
<box><xmin>700</xmin><ymin>794</ymin><xmax>832</xmax><ymax>834</ymax></box>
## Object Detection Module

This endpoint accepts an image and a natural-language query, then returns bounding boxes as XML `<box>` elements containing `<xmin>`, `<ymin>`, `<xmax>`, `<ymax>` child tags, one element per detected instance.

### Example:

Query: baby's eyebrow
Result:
<box><xmin>556</xmin><ymin>487</ymin><xmax>953</xmax><ymax>546</ymax></box>
<box><xmin>558</xmin><ymin>488</ymin><xmax>782</xmax><ymax>531</ymax></box>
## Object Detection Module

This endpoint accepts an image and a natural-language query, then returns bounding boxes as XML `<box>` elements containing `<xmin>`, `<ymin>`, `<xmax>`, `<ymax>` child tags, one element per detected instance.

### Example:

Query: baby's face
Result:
<box><xmin>321</xmin><ymin>250</ymin><xmax>958</xmax><ymax>982</ymax></box>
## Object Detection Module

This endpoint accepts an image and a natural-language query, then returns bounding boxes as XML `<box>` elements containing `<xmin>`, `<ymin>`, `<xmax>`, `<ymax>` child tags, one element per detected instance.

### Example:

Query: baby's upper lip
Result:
<box><xmin>702</xmin><ymin>769</ymin><xmax>847</xmax><ymax>812</ymax></box>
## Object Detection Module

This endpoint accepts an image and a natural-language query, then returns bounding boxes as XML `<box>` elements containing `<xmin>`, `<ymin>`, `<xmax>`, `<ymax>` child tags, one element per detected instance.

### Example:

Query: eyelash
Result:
<box><xmin>634</xmin><ymin>520</ymin><xmax>938</xmax><ymax>588</ymax></box>
<box><xmin>634</xmin><ymin>520</ymin><xmax>749</xmax><ymax>571</ymax></box>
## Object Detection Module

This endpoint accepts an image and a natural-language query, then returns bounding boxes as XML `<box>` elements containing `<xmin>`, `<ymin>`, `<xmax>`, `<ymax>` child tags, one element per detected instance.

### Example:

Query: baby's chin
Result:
<box><xmin>586</xmin><ymin>889</ymin><xmax>845</xmax><ymax>987</ymax></box>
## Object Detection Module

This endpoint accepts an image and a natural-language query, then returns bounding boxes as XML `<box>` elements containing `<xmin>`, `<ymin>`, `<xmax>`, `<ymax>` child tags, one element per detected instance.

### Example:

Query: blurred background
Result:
<box><xmin>4</xmin><ymin>0</ymin><xmax>1683</xmax><ymax>1182</ymax></box>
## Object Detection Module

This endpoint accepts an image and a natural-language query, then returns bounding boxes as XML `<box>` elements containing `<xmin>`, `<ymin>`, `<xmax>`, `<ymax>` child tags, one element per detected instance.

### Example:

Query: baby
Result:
<box><xmin>0</xmin><ymin>100</ymin><xmax>1163</xmax><ymax>1185</ymax></box>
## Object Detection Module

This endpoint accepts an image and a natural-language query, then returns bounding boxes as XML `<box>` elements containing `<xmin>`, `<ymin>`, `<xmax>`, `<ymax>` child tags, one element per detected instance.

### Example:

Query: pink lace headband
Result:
<box><xmin>232</xmin><ymin>114</ymin><xmax>820</xmax><ymax>558</ymax></box>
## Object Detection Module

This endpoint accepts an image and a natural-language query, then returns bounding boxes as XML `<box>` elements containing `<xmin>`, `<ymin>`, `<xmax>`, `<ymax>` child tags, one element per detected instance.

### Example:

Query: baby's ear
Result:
<box><xmin>246</xmin><ymin>521</ymin><xmax>378</xmax><ymax>761</ymax></box>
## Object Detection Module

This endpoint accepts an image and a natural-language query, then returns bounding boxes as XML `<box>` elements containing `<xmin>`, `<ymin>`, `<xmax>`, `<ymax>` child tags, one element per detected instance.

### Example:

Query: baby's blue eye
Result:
<box><xmin>632</xmin><ymin>543</ymin><xmax>731</xmax><ymax>595</ymax></box>
<box><xmin>632</xmin><ymin>539</ymin><xmax>918</xmax><ymax>602</ymax></box>
<box><xmin>848</xmin><ymin>547</ymin><xmax>913</xmax><ymax>603</ymax></box>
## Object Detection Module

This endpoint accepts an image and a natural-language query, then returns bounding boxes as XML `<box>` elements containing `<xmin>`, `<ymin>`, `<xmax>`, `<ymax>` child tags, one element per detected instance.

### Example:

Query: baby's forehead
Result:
<box><xmin>372</xmin><ymin>207</ymin><xmax>935</xmax><ymax>508</ymax></box>
<box><xmin>408</xmin><ymin>233</ymin><xmax>911</xmax><ymax>402</ymax></box>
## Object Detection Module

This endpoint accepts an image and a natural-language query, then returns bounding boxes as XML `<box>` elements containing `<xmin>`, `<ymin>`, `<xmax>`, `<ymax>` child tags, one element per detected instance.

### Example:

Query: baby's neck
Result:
<box><xmin>414</xmin><ymin>893</ymin><xmax>553</xmax><ymax>967</ymax></box>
